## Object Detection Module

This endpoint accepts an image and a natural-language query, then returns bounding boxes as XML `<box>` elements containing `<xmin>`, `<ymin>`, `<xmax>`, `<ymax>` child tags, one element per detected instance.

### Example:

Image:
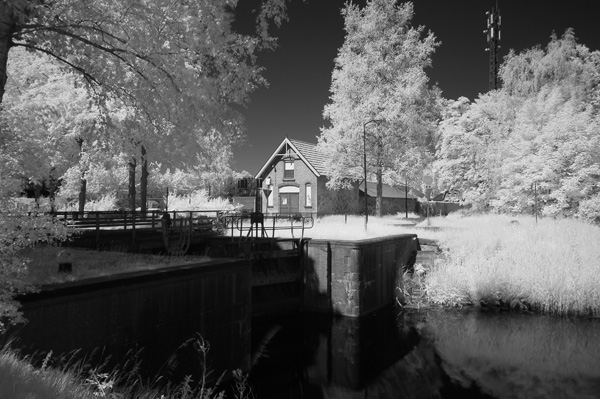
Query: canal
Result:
<box><xmin>249</xmin><ymin>307</ymin><xmax>600</xmax><ymax>399</ymax></box>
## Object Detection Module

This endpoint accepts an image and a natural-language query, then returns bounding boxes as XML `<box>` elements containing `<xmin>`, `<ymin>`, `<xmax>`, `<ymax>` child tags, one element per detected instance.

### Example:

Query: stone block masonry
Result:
<box><xmin>303</xmin><ymin>234</ymin><xmax>419</xmax><ymax>317</ymax></box>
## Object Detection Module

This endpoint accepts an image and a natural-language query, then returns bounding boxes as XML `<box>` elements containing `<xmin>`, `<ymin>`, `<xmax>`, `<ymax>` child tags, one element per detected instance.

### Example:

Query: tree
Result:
<box><xmin>1</xmin><ymin>47</ymin><xmax>109</xmax><ymax>210</ymax></box>
<box><xmin>0</xmin><ymin>0</ymin><xmax>291</xmax><ymax>107</ymax></box>
<box><xmin>317</xmin><ymin>0</ymin><xmax>440</xmax><ymax>216</ymax></box>
<box><xmin>1</xmin><ymin>1</ymin><xmax>293</xmax><ymax>211</ymax></box>
<box><xmin>435</xmin><ymin>30</ymin><xmax>600</xmax><ymax>218</ymax></box>
<box><xmin>0</xmin><ymin>0</ymin><xmax>297</xmax><ymax>329</ymax></box>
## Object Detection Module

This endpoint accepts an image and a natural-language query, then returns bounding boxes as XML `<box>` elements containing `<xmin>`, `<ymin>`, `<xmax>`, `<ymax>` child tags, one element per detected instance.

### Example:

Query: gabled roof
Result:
<box><xmin>255</xmin><ymin>138</ymin><xmax>326</xmax><ymax>178</ymax></box>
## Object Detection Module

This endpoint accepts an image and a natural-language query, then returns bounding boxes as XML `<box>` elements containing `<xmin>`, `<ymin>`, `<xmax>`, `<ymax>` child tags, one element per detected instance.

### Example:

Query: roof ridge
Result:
<box><xmin>289</xmin><ymin>138</ymin><xmax>316</xmax><ymax>145</ymax></box>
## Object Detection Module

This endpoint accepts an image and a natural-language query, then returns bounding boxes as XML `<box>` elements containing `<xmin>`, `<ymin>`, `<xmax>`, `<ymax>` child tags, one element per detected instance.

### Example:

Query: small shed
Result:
<box><xmin>358</xmin><ymin>182</ymin><xmax>419</xmax><ymax>215</ymax></box>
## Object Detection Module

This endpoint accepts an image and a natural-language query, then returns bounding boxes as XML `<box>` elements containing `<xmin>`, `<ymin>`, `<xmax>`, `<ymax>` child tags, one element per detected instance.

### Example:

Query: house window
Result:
<box><xmin>284</xmin><ymin>161</ymin><xmax>294</xmax><ymax>180</ymax></box>
<box><xmin>305</xmin><ymin>184</ymin><xmax>312</xmax><ymax>207</ymax></box>
<box><xmin>267</xmin><ymin>185</ymin><xmax>274</xmax><ymax>207</ymax></box>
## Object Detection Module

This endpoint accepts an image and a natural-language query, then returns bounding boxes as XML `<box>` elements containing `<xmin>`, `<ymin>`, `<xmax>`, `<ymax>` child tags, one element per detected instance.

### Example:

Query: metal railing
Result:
<box><xmin>218</xmin><ymin>212</ymin><xmax>314</xmax><ymax>239</ymax></box>
<box><xmin>51</xmin><ymin>210</ymin><xmax>314</xmax><ymax>244</ymax></box>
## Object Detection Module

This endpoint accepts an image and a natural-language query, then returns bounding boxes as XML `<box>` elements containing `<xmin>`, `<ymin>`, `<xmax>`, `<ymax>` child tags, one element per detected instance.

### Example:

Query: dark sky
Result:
<box><xmin>232</xmin><ymin>0</ymin><xmax>600</xmax><ymax>175</ymax></box>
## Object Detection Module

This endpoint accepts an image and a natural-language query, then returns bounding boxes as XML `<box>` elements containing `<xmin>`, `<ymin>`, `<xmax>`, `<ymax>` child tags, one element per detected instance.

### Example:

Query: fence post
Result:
<box><xmin>95</xmin><ymin>212</ymin><xmax>100</xmax><ymax>250</ymax></box>
<box><xmin>131</xmin><ymin>210</ymin><xmax>136</xmax><ymax>250</ymax></box>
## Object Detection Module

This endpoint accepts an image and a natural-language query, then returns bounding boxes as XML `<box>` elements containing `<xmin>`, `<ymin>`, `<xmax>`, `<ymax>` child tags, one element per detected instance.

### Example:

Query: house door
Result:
<box><xmin>279</xmin><ymin>193</ymin><xmax>299</xmax><ymax>215</ymax></box>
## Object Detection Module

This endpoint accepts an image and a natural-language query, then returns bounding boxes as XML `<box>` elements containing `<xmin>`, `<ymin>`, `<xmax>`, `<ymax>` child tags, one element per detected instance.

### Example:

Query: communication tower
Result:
<box><xmin>484</xmin><ymin>0</ymin><xmax>501</xmax><ymax>90</ymax></box>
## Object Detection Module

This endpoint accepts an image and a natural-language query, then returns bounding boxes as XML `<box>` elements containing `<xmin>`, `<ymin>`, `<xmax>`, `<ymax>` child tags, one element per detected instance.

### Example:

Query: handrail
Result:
<box><xmin>51</xmin><ymin>209</ymin><xmax>228</xmax><ymax>230</ymax></box>
<box><xmin>50</xmin><ymin>210</ymin><xmax>314</xmax><ymax>239</ymax></box>
<box><xmin>217</xmin><ymin>212</ymin><xmax>314</xmax><ymax>239</ymax></box>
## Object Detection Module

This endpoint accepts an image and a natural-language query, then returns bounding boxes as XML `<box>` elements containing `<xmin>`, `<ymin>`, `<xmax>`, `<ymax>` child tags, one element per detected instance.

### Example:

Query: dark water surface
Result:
<box><xmin>249</xmin><ymin>308</ymin><xmax>600</xmax><ymax>399</ymax></box>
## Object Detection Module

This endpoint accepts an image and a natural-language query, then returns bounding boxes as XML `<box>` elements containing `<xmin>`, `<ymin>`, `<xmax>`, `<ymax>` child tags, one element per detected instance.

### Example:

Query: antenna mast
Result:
<box><xmin>484</xmin><ymin>0</ymin><xmax>501</xmax><ymax>90</ymax></box>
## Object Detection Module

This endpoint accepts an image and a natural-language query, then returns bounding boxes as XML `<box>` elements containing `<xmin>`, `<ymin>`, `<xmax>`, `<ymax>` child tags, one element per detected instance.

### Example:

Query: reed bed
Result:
<box><xmin>424</xmin><ymin>214</ymin><xmax>600</xmax><ymax>316</ymax></box>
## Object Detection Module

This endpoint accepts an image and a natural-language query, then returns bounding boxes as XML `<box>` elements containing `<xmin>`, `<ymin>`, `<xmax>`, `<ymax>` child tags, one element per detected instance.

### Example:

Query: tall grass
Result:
<box><xmin>424</xmin><ymin>214</ymin><xmax>600</xmax><ymax>316</ymax></box>
<box><xmin>0</xmin><ymin>347</ymin><xmax>98</xmax><ymax>399</ymax></box>
<box><xmin>1</xmin><ymin>337</ymin><xmax>251</xmax><ymax>399</ymax></box>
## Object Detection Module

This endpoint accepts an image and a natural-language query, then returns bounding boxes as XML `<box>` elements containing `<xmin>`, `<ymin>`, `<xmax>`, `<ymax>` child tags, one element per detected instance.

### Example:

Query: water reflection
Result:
<box><xmin>425</xmin><ymin>310</ymin><xmax>600</xmax><ymax>399</ymax></box>
<box><xmin>250</xmin><ymin>308</ymin><xmax>600</xmax><ymax>399</ymax></box>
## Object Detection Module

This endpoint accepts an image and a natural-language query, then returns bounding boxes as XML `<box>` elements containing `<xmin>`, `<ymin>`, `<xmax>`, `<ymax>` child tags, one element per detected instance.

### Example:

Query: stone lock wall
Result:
<box><xmin>11</xmin><ymin>259</ymin><xmax>252</xmax><ymax>378</ymax></box>
<box><xmin>303</xmin><ymin>234</ymin><xmax>418</xmax><ymax>317</ymax></box>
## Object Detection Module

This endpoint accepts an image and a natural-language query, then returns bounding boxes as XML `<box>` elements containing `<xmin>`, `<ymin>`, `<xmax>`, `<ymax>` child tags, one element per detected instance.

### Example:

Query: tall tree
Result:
<box><xmin>0</xmin><ymin>0</ymin><xmax>290</xmax><ymax>109</ymax></box>
<box><xmin>317</xmin><ymin>0</ymin><xmax>440</xmax><ymax>216</ymax></box>
<box><xmin>435</xmin><ymin>30</ymin><xmax>600</xmax><ymax>217</ymax></box>
<box><xmin>2</xmin><ymin>47</ymin><xmax>107</xmax><ymax>209</ymax></box>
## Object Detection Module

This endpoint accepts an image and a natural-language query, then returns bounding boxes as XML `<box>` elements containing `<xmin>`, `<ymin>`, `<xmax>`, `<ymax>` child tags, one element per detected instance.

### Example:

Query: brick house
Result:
<box><xmin>255</xmin><ymin>138</ymin><xmax>418</xmax><ymax>216</ymax></box>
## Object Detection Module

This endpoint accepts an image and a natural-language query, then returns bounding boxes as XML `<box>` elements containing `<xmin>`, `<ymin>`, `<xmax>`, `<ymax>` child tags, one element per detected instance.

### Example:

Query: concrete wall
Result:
<box><xmin>303</xmin><ymin>234</ymin><xmax>418</xmax><ymax>317</ymax></box>
<box><xmin>10</xmin><ymin>259</ymin><xmax>251</xmax><ymax>379</ymax></box>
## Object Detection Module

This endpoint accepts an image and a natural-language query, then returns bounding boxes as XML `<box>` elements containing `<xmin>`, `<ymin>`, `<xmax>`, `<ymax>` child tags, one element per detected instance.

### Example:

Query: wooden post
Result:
<box><xmin>132</xmin><ymin>210</ymin><xmax>136</xmax><ymax>250</ymax></box>
<box><xmin>95</xmin><ymin>212</ymin><xmax>100</xmax><ymax>250</ymax></box>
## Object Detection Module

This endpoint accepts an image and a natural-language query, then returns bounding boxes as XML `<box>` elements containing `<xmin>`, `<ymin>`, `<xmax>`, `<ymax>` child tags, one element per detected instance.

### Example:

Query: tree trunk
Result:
<box><xmin>376</xmin><ymin>168</ymin><xmax>383</xmax><ymax>217</ymax></box>
<box><xmin>0</xmin><ymin>3</ymin><xmax>16</xmax><ymax>104</ymax></box>
<box><xmin>78</xmin><ymin>176</ymin><xmax>87</xmax><ymax>214</ymax></box>
<box><xmin>128</xmin><ymin>156</ymin><xmax>136</xmax><ymax>211</ymax></box>
<box><xmin>48</xmin><ymin>167</ymin><xmax>57</xmax><ymax>213</ymax></box>
<box><xmin>76</xmin><ymin>138</ymin><xmax>87</xmax><ymax>213</ymax></box>
<box><xmin>33</xmin><ymin>183</ymin><xmax>41</xmax><ymax>209</ymax></box>
<box><xmin>140</xmin><ymin>146</ymin><xmax>148</xmax><ymax>213</ymax></box>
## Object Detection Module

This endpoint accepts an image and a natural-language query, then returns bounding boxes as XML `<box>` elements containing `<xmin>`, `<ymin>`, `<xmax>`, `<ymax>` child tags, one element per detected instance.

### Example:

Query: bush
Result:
<box><xmin>0</xmin><ymin>199</ymin><xmax>73</xmax><ymax>331</ymax></box>
<box><xmin>578</xmin><ymin>194</ymin><xmax>600</xmax><ymax>224</ymax></box>
<box><xmin>166</xmin><ymin>190</ymin><xmax>239</xmax><ymax>212</ymax></box>
<box><xmin>56</xmin><ymin>193</ymin><xmax>119</xmax><ymax>212</ymax></box>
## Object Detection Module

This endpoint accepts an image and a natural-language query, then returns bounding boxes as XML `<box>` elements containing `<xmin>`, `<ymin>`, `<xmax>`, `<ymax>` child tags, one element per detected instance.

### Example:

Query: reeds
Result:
<box><xmin>424</xmin><ymin>214</ymin><xmax>600</xmax><ymax>316</ymax></box>
<box><xmin>1</xmin><ymin>337</ymin><xmax>252</xmax><ymax>399</ymax></box>
<box><xmin>0</xmin><ymin>347</ymin><xmax>97</xmax><ymax>399</ymax></box>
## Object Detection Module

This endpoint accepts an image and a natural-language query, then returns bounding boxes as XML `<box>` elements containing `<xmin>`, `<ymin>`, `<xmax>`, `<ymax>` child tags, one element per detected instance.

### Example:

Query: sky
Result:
<box><xmin>231</xmin><ymin>0</ymin><xmax>600</xmax><ymax>175</ymax></box>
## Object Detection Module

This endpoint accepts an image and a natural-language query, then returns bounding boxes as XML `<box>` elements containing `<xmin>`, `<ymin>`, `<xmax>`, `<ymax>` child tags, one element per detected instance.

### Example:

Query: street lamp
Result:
<box><xmin>363</xmin><ymin>119</ymin><xmax>383</xmax><ymax>230</ymax></box>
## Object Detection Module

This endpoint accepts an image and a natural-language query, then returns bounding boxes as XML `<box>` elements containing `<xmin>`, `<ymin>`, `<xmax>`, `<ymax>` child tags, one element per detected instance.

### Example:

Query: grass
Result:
<box><xmin>0</xmin><ymin>346</ymin><xmax>98</xmax><ymax>399</ymax></box>
<box><xmin>273</xmin><ymin>213</ymin><xmax>423</xmax><ymax>240</ymax></box>
<box><xmin>422</xmin><ymin>213</ymin><xmax>600</xmax><ymax>316</ymax></box>
<box><xmin>18</xmin><ymin>245</ymin><xmax>210</xmax><ymax>285</ymax></box>
<box><xmin>1</xmin><ymin>336</ymin><xmax>251</xmax><ymax>399</ymax></box>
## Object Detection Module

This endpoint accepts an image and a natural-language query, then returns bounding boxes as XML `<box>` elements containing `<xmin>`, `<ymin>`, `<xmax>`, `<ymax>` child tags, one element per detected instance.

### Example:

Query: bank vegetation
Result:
<box><xmin>423</xmin><ymin>214</ymin><xmax>600</xmax><ymax>316</ymax></box>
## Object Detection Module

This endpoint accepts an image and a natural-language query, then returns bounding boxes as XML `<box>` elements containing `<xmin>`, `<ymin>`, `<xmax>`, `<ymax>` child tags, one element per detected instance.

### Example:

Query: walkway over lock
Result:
<box><xmin>52</xmin><ymin>210</ymin><xmax>314</xmax><ymax>255</ymax></box>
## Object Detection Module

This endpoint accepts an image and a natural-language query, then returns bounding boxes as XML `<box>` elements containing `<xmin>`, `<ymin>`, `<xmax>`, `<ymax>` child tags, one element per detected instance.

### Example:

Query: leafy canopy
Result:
<box><xmin>317</xmin><ymin>0</ymin><xmax>440</xmax><ymax>199</ymax></box>
<box><xmin>434</xmin><ymin>30</ymin><xmax>600</xmax><ymax>219</ymax></box>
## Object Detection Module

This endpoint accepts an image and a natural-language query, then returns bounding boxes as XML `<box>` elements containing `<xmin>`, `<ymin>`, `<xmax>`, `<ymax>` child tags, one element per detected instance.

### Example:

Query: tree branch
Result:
<box><xmin>14</xmin><ymin>43</ymin><xmax>101</xmax><ymax>87</ymax></box>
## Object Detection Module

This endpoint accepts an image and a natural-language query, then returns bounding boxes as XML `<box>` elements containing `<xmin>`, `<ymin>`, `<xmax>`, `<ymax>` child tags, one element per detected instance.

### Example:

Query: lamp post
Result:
<box><xmin>363</xmin><ymin>119</ymin><xmax>382</xmax><ymax>230</ymax></box>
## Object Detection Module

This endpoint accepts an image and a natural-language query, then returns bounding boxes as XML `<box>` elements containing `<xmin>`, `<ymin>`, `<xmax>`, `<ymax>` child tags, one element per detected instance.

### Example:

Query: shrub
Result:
<box><xmin>578</xmin><ymin>194</ymin><xmax>600</xmax><ymax>224</ymax></box>
<box><xmin>166</xmin><ymin>190</ymin><xmax>238</xmax><ymax>212</ymax></box>
<box><xmin>0</xmin><ymin>200</ymin><xmax>73</xmax><ymax>331</ymax></box>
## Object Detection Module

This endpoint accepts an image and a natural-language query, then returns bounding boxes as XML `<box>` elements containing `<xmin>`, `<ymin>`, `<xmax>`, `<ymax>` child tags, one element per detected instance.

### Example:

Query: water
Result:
<box><xmin>249</xmin><ymin>307</ymin><xmax>600</xmax><ymax>399</ymax></box>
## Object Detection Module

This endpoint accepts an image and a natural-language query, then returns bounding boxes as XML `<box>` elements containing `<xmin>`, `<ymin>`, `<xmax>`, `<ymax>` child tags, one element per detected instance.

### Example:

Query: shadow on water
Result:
<box><xmin>249</xmin><ymin>307</ymin><xmax>600</xmax><ymax>399</ymax></box>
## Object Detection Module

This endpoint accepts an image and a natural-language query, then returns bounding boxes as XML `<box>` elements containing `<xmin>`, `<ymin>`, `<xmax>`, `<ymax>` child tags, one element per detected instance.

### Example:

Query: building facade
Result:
<box><xmin>255</xmin><ymin>138</ymin><xmax>360</xmax><ymax>216</ymax></box>
<box><xmin>255</xmin><ymin>138</ymin><xmax>419</xmax><ymax>216</ymax></box>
